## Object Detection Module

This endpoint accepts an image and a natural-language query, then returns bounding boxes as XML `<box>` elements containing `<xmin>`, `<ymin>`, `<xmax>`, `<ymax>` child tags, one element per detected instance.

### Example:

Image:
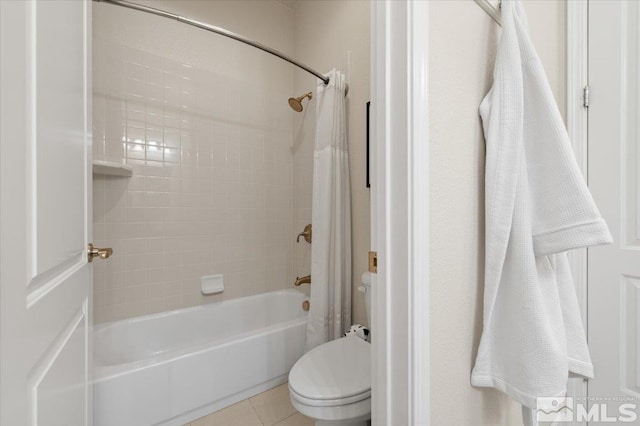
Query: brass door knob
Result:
<box><xmin>88</xmin><ymin>243</ymin><xmax>113</xmax><ymax>263</ymax></box>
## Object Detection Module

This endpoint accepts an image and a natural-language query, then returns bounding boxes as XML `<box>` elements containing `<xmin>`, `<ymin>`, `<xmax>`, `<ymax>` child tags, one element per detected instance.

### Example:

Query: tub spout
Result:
<box><xmin>294</xmin><ymin>275</ymin><xmax>311</xmax><ymax>286</ymax></box>
<box><xmin>296</xmin><ymin>224</ymin><xmax>312</xmax><ymax>243</ymax></box>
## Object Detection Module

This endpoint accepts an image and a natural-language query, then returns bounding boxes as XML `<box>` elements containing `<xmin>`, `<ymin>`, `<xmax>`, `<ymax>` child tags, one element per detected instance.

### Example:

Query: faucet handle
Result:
<box><xmin>296</xmin><ymin>224</ymin><xmax>312</xmax><ymax>243</ymax></box>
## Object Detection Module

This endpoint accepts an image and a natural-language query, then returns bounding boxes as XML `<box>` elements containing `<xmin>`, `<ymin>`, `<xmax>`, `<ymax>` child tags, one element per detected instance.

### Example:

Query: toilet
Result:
<box><xmin>288</xmin><ymin>274</ymin><xmax>372</xmax><ymax>426</ymax></box>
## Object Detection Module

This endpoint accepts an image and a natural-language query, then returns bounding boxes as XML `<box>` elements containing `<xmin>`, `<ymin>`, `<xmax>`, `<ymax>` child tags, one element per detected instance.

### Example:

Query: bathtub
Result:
<box><xmin>93</xmin><ymin>289</ymin><xmax>308</xmax><ymax>426</ymax></box>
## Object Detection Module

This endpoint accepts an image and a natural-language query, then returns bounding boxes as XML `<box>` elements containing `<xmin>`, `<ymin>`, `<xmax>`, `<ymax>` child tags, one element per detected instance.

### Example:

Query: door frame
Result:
<box><xmin>370</xmin><ymin>1</ymin><xmax>594</xmax><ymax>424</ymax></box>
<box><xmin>566</xmin><ymin>1</ymin><xmax>589</xmax><ymax>424</ymax></box>
<box><xmin>370</xmin><ymin>1</ymin><xmax>430</xmax><ymax>424</ymax></box>
<box><xmin>370</xmin><ymin>0</ymin><xmax>603</xmax><ymax>423</ymax></box>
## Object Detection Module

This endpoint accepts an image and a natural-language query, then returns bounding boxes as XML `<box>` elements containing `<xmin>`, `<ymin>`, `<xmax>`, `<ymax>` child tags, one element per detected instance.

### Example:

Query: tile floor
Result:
<box><xmin>184</xmin><ymin>383</ymin><xmax>314</xmax><ymax>426</ymax></box>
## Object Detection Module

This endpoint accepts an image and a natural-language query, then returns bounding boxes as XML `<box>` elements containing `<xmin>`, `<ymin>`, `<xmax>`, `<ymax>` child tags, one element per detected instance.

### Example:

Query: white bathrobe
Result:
<box><xmin>471</xmin><ymin>0</ymin><xmax>613</xmax><ymax>423</ymax></box>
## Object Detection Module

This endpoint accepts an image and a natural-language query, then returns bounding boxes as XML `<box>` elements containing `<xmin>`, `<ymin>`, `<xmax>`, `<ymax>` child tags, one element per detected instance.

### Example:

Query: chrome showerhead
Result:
<box><xmin>288</xmin><ymin>91</ymin><xmax>313</xmax><ymax>112</ymax></box>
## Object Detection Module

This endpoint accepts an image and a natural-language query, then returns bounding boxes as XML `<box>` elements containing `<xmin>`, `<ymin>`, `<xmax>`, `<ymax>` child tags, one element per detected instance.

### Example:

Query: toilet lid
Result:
<box><xmin>289</xmin><ymin>335</ymin><xmax>371</xmax><ymax>401</ymax></box>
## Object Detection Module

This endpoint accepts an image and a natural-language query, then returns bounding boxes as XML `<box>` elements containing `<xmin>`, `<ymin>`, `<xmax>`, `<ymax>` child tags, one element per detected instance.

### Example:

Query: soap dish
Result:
<box><xmin>201</xmin><ymin>274</ymin><xmax>224</xmax><ymax>295</ymax></box>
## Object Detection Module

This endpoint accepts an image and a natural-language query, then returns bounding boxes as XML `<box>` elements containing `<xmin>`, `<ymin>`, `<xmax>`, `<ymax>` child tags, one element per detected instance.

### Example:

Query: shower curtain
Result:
<box><xmin>305</xmin><ymin>69</ymin><xmax>352</xmax><ymax>352</ymax></box>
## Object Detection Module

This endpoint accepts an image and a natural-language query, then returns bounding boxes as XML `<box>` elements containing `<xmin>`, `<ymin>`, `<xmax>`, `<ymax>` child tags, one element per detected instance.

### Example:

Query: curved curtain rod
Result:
<box><xmin>94</xmin><ymin>0</ymin><xmax>332</xmax><ymax>85</ymax></box>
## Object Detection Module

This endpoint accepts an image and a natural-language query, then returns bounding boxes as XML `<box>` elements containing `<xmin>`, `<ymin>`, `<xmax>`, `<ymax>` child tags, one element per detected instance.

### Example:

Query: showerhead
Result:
<box><xmin>288</xmin><ymin>97</ymin><xmax>303</xmax><ymax>112</ymax></box>
<box><xmin>288</xmin><ymin>92</ymin><xmax>313</xmax><ymax>112</ymax></box>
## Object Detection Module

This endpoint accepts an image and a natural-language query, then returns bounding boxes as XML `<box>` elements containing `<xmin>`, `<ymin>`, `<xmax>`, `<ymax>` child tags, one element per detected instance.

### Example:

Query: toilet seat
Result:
<box><xmin>288</xmin><ymin>335</ymin><xmax>371</xmax><ymax>408</ymax></box>
<box><xmin>289</xmin><ymin>386</ymin><xmax>370</xmax><ymax>407</ymax></box>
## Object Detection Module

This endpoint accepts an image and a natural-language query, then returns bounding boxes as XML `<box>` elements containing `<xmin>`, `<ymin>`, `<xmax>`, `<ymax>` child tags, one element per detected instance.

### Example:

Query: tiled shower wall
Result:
<box><xmin>92</xmin><ymin>39</ymin><xmax>294</xmax><ymax>323</ymax></box>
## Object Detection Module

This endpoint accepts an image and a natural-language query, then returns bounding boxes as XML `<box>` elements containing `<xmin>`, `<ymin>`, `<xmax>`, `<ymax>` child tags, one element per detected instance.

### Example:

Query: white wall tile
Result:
<box><xmin>93</xmin><ymin>35</ymin><xmax>294</xmax><ymax>323</ymax></box>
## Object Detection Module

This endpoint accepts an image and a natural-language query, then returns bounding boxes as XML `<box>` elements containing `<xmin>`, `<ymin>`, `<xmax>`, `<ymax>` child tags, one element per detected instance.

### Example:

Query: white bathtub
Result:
<box><xmin>93</xmin><ymin>289</ymin><xmax>308</xmax><ymax>426</ymax></box>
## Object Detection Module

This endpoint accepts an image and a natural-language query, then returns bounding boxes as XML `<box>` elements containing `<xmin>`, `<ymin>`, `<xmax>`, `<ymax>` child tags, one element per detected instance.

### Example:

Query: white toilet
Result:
<box><xmin>288</xmin><ymin>274</ymin><xmax>372</xmax><ymax>426</ymax></box>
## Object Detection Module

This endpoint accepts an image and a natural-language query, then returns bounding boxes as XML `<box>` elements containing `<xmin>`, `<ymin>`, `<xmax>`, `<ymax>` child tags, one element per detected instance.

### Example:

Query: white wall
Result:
<box><xmin>92</xmin><ymin>1</ymin><xmax>296</xmax><ymax>322</ymax></box>
<box><xmin>291</xmin><ymin>0</ymin><xmax>371</xmax><ymax>326</ymax></box>
<box><xmin>429</xmin><ymin>1</ymin><xmax>567</xmax><ymax>424</ymax></box>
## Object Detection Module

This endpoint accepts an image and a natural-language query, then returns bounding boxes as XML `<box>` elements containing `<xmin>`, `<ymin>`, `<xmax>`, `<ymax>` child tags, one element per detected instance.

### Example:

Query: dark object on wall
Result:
<box><xmin>366</xmin><ymin>101</ymin><xmax>371</xmax><ymax>188</ymax></box>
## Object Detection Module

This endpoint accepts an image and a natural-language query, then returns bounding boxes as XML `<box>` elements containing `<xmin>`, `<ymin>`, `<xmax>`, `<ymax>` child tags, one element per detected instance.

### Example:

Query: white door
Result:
<box><xmin>0</xmin><ymin>1</ymin><xmax>95</xmax><ymax>425</ymax></box>
<box><xmin>588</xmin><ymin>0</ymin><xmax>640</xmax><ymax>422</ymax></box>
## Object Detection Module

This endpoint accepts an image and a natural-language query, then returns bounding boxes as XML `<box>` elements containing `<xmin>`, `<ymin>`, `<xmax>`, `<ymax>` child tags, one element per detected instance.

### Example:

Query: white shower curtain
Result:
<box><xmin>305</xmin><ymin>69</ymin><xmax>352</xmax><ymax>352</ymax></box>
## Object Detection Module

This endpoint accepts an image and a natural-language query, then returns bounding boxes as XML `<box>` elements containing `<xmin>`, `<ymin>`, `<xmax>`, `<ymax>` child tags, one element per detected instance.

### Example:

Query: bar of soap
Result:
<box><xmin>201</xmin><ymin>274</ymin><xmax>224</xmax><ymax>295</ymax></box>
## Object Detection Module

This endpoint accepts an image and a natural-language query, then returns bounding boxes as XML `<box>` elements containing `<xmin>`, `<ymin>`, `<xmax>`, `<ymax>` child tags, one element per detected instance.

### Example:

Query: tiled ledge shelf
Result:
<box><xmin>93</xmin><ymin>160</ymin><xmax>133</xmax><ymax>177</ymax></box>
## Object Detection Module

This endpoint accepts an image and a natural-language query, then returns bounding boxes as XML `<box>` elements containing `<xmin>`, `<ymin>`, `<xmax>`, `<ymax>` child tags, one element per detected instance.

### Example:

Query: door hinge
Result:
<box><xmin>583</xmin><ymin>85</ymin><xmax>590</xmax><ymax>108</ymax></box>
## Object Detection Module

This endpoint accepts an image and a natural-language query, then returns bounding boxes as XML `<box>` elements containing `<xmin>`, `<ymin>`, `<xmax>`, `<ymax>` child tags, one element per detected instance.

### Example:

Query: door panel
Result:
<box><xmin>588</xmin><ymin>0</ymin><xmax>640</xmax><ymax>420</ymax></box>
<box><xmin>34</xmin><ymin>0</ymin><xmax>87</xmax><ymax>276</ymax></box>
<box><xmin>32</xmin><ymin>305</ymin><xmax>87</xmax><ymax>426</ymax></box>
<box><xmin>622</xmin><ymin>275</ymin><xmax>640</xmax><ymax>396</ymax></box>
<box><xmin>0</xmin><ymin>1</ymin><xmax>92</xmax><ymax>425</ymax></box>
